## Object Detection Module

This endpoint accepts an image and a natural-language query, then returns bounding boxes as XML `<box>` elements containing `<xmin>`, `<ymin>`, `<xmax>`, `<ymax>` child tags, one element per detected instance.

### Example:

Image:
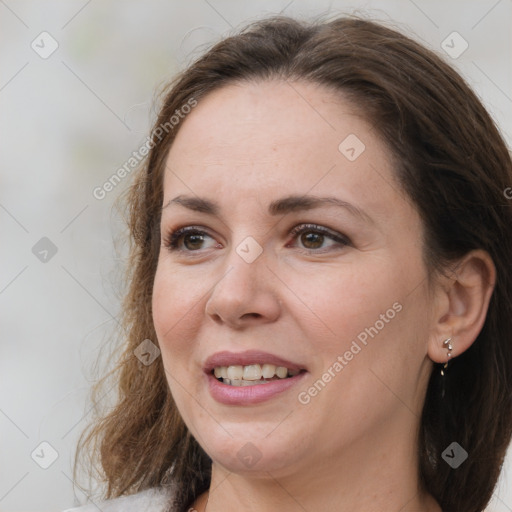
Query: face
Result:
<box><xmin>152</xmin><ymin>80</ymin><xmax>435</xmax><ymax>479</ymax></box>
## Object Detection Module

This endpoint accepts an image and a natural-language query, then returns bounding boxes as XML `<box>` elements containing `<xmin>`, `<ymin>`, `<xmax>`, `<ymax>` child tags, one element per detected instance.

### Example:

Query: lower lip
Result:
<box><xmin>206</xmin><ymin>371</ymin><xmax>308</xmax><ymax>405</ymax></box>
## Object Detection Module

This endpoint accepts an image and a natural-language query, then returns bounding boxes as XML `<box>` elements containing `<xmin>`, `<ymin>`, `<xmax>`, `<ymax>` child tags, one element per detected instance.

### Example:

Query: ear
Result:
<box><xmin>428</xmin><ymin>249</ymin><xmax>496</xmax><ymax>364</ymax></box>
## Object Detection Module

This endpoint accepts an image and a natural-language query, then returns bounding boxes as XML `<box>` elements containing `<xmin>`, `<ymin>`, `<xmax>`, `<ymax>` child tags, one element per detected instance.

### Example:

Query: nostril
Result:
<box><xmin>242</xmin><ymin>313</ymin><xmax>261</xmax><ymax>319</ymax></box>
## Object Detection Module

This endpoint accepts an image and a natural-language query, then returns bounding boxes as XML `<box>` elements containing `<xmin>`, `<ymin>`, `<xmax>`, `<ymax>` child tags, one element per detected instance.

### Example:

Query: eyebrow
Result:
<box><xmin>162</xmin><ymin>194</ymin><xmax>373</xmax><ymax>223</ymax></box>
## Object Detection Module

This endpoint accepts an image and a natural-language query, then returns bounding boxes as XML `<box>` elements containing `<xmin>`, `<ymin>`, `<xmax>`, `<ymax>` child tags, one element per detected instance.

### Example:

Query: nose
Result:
<box><xmin>205</xmin><ymin>247</ymin><xmax>282</xmax><ymax>329</ymax></box>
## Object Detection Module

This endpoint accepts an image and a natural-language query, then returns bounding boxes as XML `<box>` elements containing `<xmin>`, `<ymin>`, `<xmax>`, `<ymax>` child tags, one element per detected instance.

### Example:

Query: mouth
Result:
<box><xmin>203</xmin><ymin>350</ymin><xmax>308</xmax><ymax>405</ymax></box>
<box><xmin>211</xmin><ymin>364</ymin><xmax>304</xmax><ymax>386</ymax></box>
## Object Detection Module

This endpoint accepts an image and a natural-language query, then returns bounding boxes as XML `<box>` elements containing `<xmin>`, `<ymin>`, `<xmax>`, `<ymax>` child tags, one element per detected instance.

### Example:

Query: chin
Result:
<box><xmin>211</xmin><ymin>447</ymin><xmax>298</xmax><ymax>476</ymax></box>
<box><xmin>190</xmin><ymin>423</ymin><xmax>307</xmax><ymax>476</ymax></box>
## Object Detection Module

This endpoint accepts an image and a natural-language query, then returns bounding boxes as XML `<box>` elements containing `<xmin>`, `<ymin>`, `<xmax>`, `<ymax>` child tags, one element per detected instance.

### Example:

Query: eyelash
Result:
<box><xmin>163</xmin><ymin>223</ymin><xmax>351</xmax><ymax>255</ymax></box>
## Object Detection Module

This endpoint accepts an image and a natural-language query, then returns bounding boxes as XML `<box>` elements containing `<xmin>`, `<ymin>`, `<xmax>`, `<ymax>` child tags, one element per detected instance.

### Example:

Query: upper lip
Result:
<box><xmin>203</xmin><ymin>350</ymin><xmax>307</xmax><ymax>374</ymax></box>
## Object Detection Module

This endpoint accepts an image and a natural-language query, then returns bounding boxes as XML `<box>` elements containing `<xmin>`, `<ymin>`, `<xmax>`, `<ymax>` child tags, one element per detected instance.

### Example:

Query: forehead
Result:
<box><xmin>167</xmin><ymin>80</ymin><xmax>371</xmax><ymax>164</ymax></box>
<box><xmin>162</xmin><ymin>80</ymin><xmax>403</xmax><ymax>221</ymax></box>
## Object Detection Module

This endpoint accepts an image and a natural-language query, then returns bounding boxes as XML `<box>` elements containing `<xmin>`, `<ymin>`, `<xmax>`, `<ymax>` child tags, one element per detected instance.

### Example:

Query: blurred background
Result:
<box><xmin>1</xmin><ymin>1</ymin><xmax>510</xmax><ymax>510</ymax></box>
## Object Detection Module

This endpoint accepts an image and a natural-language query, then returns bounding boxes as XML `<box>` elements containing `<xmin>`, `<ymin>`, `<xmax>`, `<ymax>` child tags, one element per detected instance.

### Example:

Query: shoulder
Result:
<box><xmin>61</xmin><ymin>486</ymin><xmax>175</xmax><ymax>512</ymax></box>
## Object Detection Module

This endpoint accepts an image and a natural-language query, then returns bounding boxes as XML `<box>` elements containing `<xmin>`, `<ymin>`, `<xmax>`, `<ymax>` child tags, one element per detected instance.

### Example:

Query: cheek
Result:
<box><xmin>289</xmin><ymin>256</ymin><xmax>426</xmax><ymax>392</ymax></box>
<box><xmin>285</xmin><ymin>260</ymin><xmax>401</xmax><ymax>345</ymax></box>
<box><xmin>327</xmin><ymin>284</ymin><xmax>428</xmax><ymax>416</ymax></box>
<box><xmin>152</xmin><ymin>264</ymin><xmax>204</xmax><ymax>361</ymax></box>
<box><xmin>152</xmin><ymin>265</ymin><xmax>206</xmax><ymax>423</ymax></box>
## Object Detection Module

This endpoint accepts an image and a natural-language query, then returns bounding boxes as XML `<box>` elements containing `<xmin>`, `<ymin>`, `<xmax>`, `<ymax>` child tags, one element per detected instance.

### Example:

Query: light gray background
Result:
<box><xmin>1</xmin><ymin>1</ymin><xmax>511</xmax><ymax>511</ymax></box>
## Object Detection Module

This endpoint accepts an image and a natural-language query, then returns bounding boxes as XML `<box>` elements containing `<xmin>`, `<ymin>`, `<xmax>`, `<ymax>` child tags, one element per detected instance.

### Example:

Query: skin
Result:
<box><xmin>152</xmin><ymin>80</ymin><xmax>495</xmax><ymax>512</ymax></box>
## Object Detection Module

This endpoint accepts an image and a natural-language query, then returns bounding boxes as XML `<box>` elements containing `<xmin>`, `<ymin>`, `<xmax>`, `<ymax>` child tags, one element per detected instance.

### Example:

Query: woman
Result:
<box><xmin>66</xmin><ymin>14</ymin><xmax>512</xmax><ymax>512</ymax></box>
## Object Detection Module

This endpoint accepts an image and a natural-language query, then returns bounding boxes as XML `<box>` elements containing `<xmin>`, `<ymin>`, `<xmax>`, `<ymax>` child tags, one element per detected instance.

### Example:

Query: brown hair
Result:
<box><xmin>75</xmin><ymin>14</ymin><xmax>512</xmax><ymax>512</ymax></box>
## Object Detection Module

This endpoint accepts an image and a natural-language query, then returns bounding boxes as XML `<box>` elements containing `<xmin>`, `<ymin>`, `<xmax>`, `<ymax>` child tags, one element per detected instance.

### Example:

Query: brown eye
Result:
<box><xmin>300</xmin><ymin>231</ymin><xmax>325</xmax><ymax>249</ymax></box>
<box><xmin>164</xmin><ymin>227</ymin><xmax>218</xmax><ymax>252</ymax></box>
<box><xmin>289</xmin><ymin>223</ymin><xmax>350</xmax><ymax>253</ymax></box>
<box><xmin>182</xmin><ymin>233</ymin><xmax>206</xmax><ymax>250</ymax></box>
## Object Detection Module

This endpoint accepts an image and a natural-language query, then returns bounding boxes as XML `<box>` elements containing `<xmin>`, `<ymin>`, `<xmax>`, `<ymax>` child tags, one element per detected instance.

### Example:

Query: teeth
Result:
<box><xmin>213</xmin><ymin>363</ymin><xmax>300</xmax><ymax>383</ymax></box>
<box><xmin>243</xmin><ymin>364</ymin><xmax>262</xmax><ymax>380</ymax></box>
<box><xmin>227</xmin><ymin>365</ymin><xmax>244</xmax><ymax>380</ymax></box>
<box><xmin>276</xmin><ymin>366</ymin><xmax>288</xmax><ymax>378</ymax></box>
<box><xmin>262</xmin><ymin>364</ymin><xmax>277</xmax><ymax>379</ymax></box>
<box><xmin>223</xmin><ymin>378</ymin><xmax>275</xmax><ymax>386</ymax></box>
<box><xmin>213</xmin><ymin>367</ymin><xmax>227</xmax><ymax>379</ymax></box>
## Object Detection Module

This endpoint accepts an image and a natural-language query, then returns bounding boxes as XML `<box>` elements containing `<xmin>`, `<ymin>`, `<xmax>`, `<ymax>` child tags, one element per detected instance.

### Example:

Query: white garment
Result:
<box><xmin>61</xmin><ymin>486</ymin><xmax>175</xmax><ymax>512</ymax></box>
